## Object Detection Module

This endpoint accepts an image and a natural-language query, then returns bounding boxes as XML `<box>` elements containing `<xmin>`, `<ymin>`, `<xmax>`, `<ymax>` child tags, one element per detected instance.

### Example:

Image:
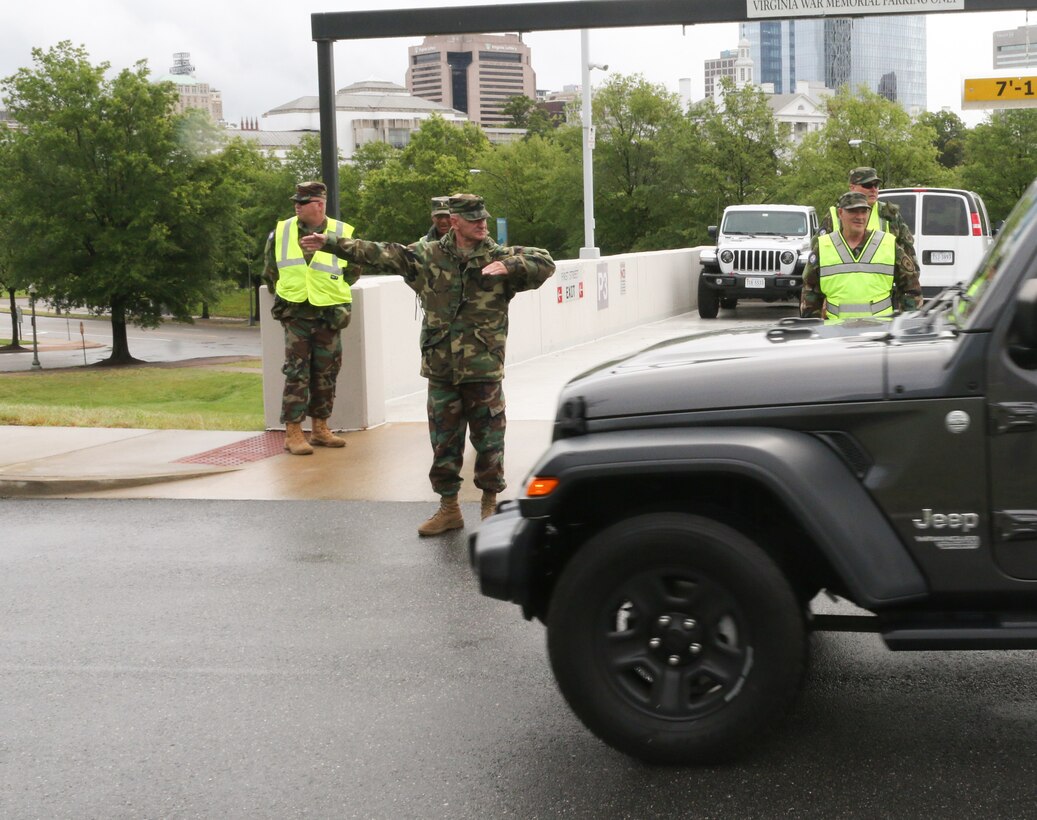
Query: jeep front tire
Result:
<box><xmin>697</xmin><ymin>277</ymin><xmax>720</xmax><ymax>319</ymax></box>
<box><xmin>546</xmin><ymin>513</ymin><xmax>806</xmax><ymax>764</ymax></box>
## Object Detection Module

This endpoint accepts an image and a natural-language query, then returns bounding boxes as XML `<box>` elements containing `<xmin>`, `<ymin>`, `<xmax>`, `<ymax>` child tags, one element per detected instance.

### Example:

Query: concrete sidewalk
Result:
<box><xmin>0</xmin><ymin>307</ymin><xmax>790</xmax><ymax>502</ymax></box>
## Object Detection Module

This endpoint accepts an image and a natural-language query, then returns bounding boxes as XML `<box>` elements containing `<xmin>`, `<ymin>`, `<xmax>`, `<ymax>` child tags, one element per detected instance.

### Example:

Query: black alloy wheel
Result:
<box><xmin>546</xmin><ymin>513</ymin><xmax>806</xmax><ymax>764</ymax></box>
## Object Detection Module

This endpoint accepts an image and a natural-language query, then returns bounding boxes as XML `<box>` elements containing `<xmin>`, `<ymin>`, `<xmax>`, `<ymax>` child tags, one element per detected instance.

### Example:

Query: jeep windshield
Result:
<box><xmin>722</xmin><ymin>211</ymin><xmax>808</xmax><ymax>236</ymax></box>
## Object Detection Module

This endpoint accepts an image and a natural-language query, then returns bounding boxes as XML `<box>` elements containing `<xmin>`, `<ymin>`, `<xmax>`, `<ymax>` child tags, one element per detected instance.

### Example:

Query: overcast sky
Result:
<box><xmin>0</xmin><ymin>1</ymin><xmax>1033</xmax><ymax>127</ymax></box>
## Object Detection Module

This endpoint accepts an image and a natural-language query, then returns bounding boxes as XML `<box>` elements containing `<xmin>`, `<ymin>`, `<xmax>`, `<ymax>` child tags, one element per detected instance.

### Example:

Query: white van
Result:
<box><xmin>877</xmin><ymin>187</ymin><xmax>993</xmax><ymax>297</ymax></box>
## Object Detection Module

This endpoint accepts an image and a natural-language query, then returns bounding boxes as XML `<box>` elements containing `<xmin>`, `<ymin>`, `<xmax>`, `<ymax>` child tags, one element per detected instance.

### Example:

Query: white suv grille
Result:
<box><xmin>733</xmin><ymin>249</ymin><xmax>780</xmax><ymax>274</ymax></box>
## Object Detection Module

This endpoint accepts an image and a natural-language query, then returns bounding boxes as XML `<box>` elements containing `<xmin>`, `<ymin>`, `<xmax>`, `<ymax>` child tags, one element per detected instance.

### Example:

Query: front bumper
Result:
<box><xmin>468</xmin><ymin>500</ymin><xmax>544</xmax><ymax>609</ymax></box>
<box><xmin>699</xmin><ymin>272</ymin><xmax>802</xmax><ymax>298</ymax></box>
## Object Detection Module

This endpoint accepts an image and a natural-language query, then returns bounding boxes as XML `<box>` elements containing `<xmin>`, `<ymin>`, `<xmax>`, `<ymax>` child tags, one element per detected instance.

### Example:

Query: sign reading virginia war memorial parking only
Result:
<box><xmin>747</xmin><ymin>0</ymin><xmax>964</xmax><ymax>17</ymax></box>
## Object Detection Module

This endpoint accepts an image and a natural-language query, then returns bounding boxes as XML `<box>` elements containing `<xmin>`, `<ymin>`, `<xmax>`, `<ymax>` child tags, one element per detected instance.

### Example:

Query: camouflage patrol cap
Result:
<box><xmin>290</xmin><ymin>181</ymin><xmax>327</xmax><ymax>202</ymax></box>
<box><xmin>849</xmin><ymin>166</ymin><xmax>881</xmax><ymax>185</ymax></box>
<box><xmin>449</xmin><ymin>193</ymin><xmax>491</xmax><ymax>221</ymax></box>
<box><xmin>837</xmin><ymin>191</ymin><xmax>871</xmax><ymax>210</ymax></box>
<box><xmin>430</xmin><ymin>196</ymin><xmax>451</xmax><ymax>216</ymax></box>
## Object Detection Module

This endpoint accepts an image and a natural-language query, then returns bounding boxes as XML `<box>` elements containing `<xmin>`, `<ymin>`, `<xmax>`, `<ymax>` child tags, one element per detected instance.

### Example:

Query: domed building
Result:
<box><xmin>259</xmin><ymin>78</ymin><xmax>468</xmax><ymax>160</ymax></box>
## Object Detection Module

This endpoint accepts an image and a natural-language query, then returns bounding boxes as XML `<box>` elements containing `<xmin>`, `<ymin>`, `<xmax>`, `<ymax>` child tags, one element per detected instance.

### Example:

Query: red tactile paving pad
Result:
<box><xmin>175</xmin><ymin>431</ymin><xmax>286</xmax><ymax>466</ymax></box>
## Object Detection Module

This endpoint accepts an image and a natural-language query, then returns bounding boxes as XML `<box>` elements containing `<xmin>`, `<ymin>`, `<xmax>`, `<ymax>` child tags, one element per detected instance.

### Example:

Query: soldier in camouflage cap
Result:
<box><xmin>801</xmin><ymin>189</ymin><xmax>920</xmax><ymax>320</ymax></box>
<box><xmin>300</xmin><ymin>191</ymin><xmax>555</xmax><ymax>535</ymax></box>
<box><xmin>818</xmin><ymin>165</ymin><xmax>920</xmax><ymax>280</ymax></box>
<box><xmin>262</xmin><ymin>181</ymin><xmax>360</xmax><ymax>454</ymax></box>
<box><xmin>424</xmin><ymin>196</ymin><xmax>452</xmax><ymax>242</ymax></box>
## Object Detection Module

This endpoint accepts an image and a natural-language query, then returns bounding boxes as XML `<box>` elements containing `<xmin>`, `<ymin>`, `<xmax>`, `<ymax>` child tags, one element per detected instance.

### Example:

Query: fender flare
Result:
<box><xmin>523</xmin><ymin>427</ymin><xmax>928</xmax><ymax>607</ymax></box>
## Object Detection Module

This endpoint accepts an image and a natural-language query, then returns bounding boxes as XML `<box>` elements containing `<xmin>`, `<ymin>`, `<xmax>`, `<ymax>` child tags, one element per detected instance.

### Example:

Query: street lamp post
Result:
<box><xmin>27</xmin><ymin>283</ymin><xmax>41</xmax><ymax>371</ymax></box>
<box><xmin>469</xmin><ymin>168</ymin><xmax>510</xmax><ymax>244</ymax></box>
<box><xmin>847</xmin><ymin>138</ymin><xmax>888</xmax><ymax>187</ymax></box>
<box><xmin>580</xmin><ymin>28</ymin><xmax>608</xmax><ymax>260</ymax></box>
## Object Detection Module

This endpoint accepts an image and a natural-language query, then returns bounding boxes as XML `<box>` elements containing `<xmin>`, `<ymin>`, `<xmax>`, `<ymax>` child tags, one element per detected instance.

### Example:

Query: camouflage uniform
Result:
<box><xmin>321</xmin><ymin>194</ymin><xmax>555</xmax><ymax>497</ymax></box>
<box><xmin>801</xmin><ymin>191</ymin><xmax>922</xmax><ymax>319</ymax></box>
<box><xmin>818</xmin><ymin>166</ymin><xmax>920</xmax><ymax>273</ymax></box>
<box><xmin>424</xmin><ymin>196</ymin><xmax>451</xmax><ymax>242</ymax></box>
<box><xmin>263</xmin><ymin>182</ymin><xmax>360</xmax><ymax>424</ymax></box>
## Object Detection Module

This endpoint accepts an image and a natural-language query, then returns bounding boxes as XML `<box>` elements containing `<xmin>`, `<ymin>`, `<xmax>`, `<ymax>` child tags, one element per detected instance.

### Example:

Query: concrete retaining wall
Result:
<box><xmin>262</xmin><ymin>247</ymin><xmax>702</xmax><ymax>430</ymax></box>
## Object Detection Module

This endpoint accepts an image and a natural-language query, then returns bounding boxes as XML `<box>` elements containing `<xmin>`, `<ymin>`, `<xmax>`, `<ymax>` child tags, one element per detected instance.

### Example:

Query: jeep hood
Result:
<box><xmin>559</xmin><ymin>322</ymin><xmax>892</xmax><ymax>420</ymax></box>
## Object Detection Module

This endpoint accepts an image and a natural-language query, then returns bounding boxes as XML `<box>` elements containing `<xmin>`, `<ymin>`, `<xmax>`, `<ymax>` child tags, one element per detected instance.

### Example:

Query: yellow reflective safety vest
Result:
<box><xmin>274</xmin><ymin>217</ymin><xmax>354</xmax><ymax>306</ymax></box>
<box><xmin>817</xmin><ymin>229</ymin><xmax>896</xmax><ymax>320</ymax></box>
<box><xmin>829</xmin><ymin>203</ymin><xmax>888</xmax><ymax>234</ymax></box>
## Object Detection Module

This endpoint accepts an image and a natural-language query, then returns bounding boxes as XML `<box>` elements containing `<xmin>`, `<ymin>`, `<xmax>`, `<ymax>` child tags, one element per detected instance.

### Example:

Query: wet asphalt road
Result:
<box><xmin>0</xmin><ymin>311</ymin><xmax>261</xmax><ymax>371</ymax></box>
<box><xmin>5</xmin><ymin>499</ymin><xmax>1037</xmax><ymax>818</ymax></box>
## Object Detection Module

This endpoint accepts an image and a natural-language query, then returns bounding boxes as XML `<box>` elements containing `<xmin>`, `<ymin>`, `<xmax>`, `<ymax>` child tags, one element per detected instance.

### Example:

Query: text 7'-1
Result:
<box><xmin>996</xmin><ymin>79</ymin><xmax>1035</xmax><ymax>96</ymax></box>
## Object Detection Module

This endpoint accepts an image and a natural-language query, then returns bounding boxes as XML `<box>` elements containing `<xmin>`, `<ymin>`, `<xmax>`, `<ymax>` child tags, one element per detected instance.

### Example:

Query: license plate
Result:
<box><xmin>930</xmin><ymin>251</ymin><xmax>954</xmax><ymax>264</ymax></box>
<box><xmin>745</xmin><ymin>277</ymin><xmax>765</xmax><ymax>288</ymax></box>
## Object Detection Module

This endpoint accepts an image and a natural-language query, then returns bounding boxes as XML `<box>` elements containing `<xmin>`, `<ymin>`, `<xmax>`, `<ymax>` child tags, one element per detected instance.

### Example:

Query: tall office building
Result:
<box><xmin>155</xmin><ymin>52</ymin><xmax>224</xmax><ymax>123</ymax></box>
<box><xmin>739</xmin><ymin>17</ymin><xmax>926</xmax><ymax>114</ymax></box>
<box><xmin>406</xmin><ymin>33</ymin><xmax>536</xmax><ymax>127</ymax></box>
<box><xmin>993</xmin><ymin>25</ymin><xmax>1037</xmax><ymax>69</ymax></box>
<box><xmin>704</xmin><ymin>49</ymin><xmax>739</xmax><ymax>99</ymax></box>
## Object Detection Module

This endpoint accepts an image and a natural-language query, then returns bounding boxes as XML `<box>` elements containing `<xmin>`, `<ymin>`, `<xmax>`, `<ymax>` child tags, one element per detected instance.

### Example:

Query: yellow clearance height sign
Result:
<box><xmin>963</xmin><ymin>76</ymin><xmax>1037</xmax><ymax>110</ymax></box>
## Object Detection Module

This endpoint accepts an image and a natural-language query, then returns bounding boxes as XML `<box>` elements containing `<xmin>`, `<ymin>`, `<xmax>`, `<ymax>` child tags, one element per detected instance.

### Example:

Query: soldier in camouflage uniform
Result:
<box><xmin>818</xmin><ymin>167</ymin><xmax>920</xmax><ymax>274</ymax></box>
<box><xmin>301</xmin><ymin>193</ymin><xmax>555</xmax><ymax>536</ymax></box>
<box><xmin>801</xmin><ymin>191</ymin><xmax>922</xmax><ymax>320</ymax></box>
<box><xmin>424</xmin><ymin>196</ymin><xmax>451</xmax><ymax>242</ymax></box>
<box><xmin>263</xmin><ymin>181</ymin><xmax>360</xmax><ymax>455</ymax></box>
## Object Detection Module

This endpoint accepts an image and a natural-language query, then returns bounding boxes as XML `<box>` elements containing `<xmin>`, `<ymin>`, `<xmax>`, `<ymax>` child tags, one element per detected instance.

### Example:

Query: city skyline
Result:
<box><xmin>0</xmin><ymin>1</ymin><xmax>1033</xmax><ymax>127</ymax></box>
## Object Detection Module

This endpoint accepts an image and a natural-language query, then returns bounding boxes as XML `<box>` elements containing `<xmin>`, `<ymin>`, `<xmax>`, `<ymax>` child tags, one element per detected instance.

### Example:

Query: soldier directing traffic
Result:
<box><xmin>300</xmin><ymin>193</ymin><xmax>555</xmax><ymax>535</ymax></box>
<box><xmin>263</xmin><ymin>181</ymin><xmax>359</xmax><ymax>455</ymax></box>
<box><xmin>801</xmin><ymin>191</ymin><xmax>921</xmax><ymax>320</ymax></box>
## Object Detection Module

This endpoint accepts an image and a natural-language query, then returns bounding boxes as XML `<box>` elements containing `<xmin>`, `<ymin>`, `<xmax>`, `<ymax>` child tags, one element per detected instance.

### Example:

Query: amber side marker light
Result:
<box><xmin>526</xmin><ymin>477</ymin><xmax>559</xmax><ymax>497</ymax></box>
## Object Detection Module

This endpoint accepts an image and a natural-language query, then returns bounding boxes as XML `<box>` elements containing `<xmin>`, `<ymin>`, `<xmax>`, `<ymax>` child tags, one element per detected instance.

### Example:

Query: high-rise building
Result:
<box><xmin>405</xmin><ymin>33</ymin><xmax>536</xmax><ymax>127</ymax></box>
<box><xmin>993</xmin><ymin>25</ymin><xmax>1037</xmax><ymax>69</ymax></box>
<box><xmin>739</xmin><ymin>17</ymin><xmax>926</xmax><ymax>114</ymax></box>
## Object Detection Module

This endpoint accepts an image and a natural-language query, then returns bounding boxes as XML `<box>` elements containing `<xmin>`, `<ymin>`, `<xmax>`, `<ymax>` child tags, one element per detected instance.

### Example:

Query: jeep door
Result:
<box><xmin>987</xmin><ymin>273</ymin><xmax>1037</xmax><ymax>580</ymax></box>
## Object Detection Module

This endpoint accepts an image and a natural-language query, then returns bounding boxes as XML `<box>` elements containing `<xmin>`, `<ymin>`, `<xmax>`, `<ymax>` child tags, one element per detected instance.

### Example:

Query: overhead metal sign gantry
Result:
<box><xmin>310</xmin><ymin>0</ymin><xmax>1037</xmax><ymax>212</ymax></box>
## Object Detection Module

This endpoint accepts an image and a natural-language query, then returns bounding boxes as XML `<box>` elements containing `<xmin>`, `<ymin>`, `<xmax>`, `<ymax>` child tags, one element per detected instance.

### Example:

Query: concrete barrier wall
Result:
<box><xmin>262</xmin><ymin>247</ymin><xmax>702</xmax><ymax>430</ymax></box>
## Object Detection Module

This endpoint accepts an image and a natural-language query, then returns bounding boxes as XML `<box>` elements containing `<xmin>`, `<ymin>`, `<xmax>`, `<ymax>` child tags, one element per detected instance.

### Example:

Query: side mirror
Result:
<box><xmin>1012</xmin><ymin>278</ymin><xmax>1037</xmax><ymax>348</ymax></box>
<box><xmin>993</xmin><ymin>220</ymin><xmax>1004</xmax><ymax>237</ymax></box>
<box><xmin>707</xmin><ymin>225</ymin><xmax>718</xmax><ymax>239</ymax></box>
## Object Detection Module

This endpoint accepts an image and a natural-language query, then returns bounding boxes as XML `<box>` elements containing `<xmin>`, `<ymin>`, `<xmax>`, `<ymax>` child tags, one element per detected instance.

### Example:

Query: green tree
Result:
<box><xmin>357</xmin><ymin>115</ymin><xmax>489</xmax><ymax>241</ymax></box>
<box><xmin>917</xmin><ymin>109</ymin><xmax>967</xmax><ymax>170</ymax></box>
<box><xmin>0</xmin><ymin>42</ymin><xmax>244</xmax><ymax>364</ymax></box>
<box><xmin>502</xmin><ymin>95</ymin><xmax>537</xmax><ymax>128</ymax></box>
<box><xmin>692</xmin><ymin>78</ymin><xmax>788</xmax><ymax>210</ymax></box>
<box><xmin>961</xmin><ymin>109</ymin><xmax>1037</xmax><ymax>222</ymax></box>
<box><xmin>350</xmin><ymin>141</ymin><xmax>398</xmax><ymax>175</ymax></box>
<box><xmin>590</xmin><ymin>74</ymin><xmax>687</xmax><ymax>254</ymax></box>
<box><xmin>468</xmin><ymin>133</ymin><xmax>576</xmax><ymax>253</ymax></box>
<box><xmin>778</xmin><ymin>86</ymin><xmax>949</xmax><ymax>215</ymax></box>
<box><xmin>281</xmin><ymin>132</ymin><xmax>324</xmax><ymax>184</ymax></box>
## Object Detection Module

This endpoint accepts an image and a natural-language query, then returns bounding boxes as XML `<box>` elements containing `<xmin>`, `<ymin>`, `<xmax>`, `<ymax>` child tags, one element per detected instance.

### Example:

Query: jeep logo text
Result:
<box><xmin>912</xmin><ymin>508</ymin><xmax>979</xmax><ymax>532</ymax></box>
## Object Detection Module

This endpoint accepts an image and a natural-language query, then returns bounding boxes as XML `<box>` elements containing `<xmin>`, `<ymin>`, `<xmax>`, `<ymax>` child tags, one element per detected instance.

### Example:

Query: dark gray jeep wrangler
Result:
<box><xmin>470</xmin><ymin>178</ymin><xmax>1037</xmax><ymax>765</ymax></box>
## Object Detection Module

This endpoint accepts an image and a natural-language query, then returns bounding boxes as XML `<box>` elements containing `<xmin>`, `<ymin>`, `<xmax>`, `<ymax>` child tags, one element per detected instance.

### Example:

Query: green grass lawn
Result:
<box><xmin>0</xmin><ymin>365</ymin><xmax>265</xmax><ymax>430</ymax></box>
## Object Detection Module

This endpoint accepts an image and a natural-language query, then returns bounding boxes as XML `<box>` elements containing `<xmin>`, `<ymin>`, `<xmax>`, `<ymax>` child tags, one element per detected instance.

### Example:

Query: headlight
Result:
<box><xmin>780</xmin><ymin>251</ymin><xmax>795</xmax><ymax>265</ymax></box>
<box><xmin>719</xmin><ymin>250</ymin><xmax>734</xmax><ymax>264</ymax></box>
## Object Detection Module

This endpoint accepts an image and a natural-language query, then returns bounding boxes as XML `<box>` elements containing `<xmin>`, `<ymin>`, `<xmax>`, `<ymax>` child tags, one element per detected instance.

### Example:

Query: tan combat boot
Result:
<box><xmin>284</xmin><ymin>422</ymin><xmax>314</xmax><ymax>455</ymax></box>
<box><xmin>310</xmin><ymin>417</ymin><xmax>346</xmax><ymax>448</ymax></box>
<box><xmin>417</xmin><ymin>496</ymin><xmax>464</xmax><ymax>537</ymax></box>
<box><xmin>480</xmin><ymin>491</ymin><xmax>498</xmax><ymax>520</ymax></box>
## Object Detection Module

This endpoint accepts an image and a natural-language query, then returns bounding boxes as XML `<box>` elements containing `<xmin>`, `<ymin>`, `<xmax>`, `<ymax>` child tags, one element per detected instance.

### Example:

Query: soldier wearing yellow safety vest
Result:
<box><xmin>262</xmin><ymin>181</ymin><xmax>359</xmax><ymax>455</ymax></box>
<box><xmin>801</xmin><ymin>191</ymin><xmax>922</xmax><ymax>321</ymax></box>
<box><xmin>817</xmin><ymin>167</ymin><xmax>919</xmax><ymax>275</ymax></box>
